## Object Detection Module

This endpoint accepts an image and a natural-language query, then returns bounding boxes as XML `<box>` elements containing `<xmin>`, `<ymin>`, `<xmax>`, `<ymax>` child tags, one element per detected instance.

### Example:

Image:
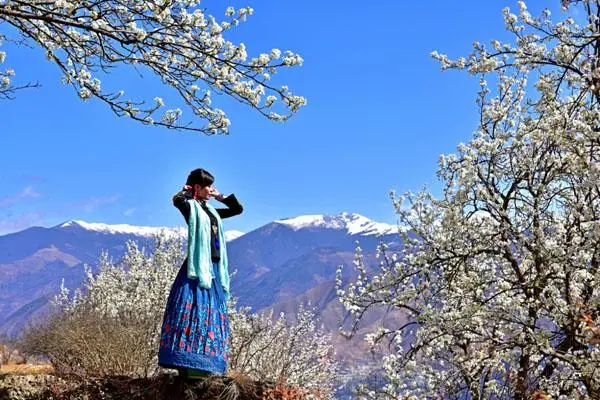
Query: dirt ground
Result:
<box><xmin>0</xmin><ymin>368</ymin><xmax>299</xmax><ymax>400</ymax></box>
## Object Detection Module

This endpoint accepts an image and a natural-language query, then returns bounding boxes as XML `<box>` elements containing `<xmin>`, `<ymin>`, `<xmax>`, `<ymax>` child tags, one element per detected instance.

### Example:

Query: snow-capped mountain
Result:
<box><xmin>275</xmin><ymin>212</ymin><xmax>397</xmax><ymax>236</ymax></box>
<box><xmin>0</xmin><ymin>212</ymin><xmax>401</xmax><ymax>338</ymax></box>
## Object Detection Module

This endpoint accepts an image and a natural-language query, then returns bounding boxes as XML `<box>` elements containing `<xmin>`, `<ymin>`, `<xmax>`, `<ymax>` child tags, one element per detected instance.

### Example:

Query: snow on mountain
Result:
<box><xmin>274</xmin><ymin>212</ymin><xmax>398</xmax><ymax>236</ymax></box>
<box><xmin>48</xmin><ymin>212</ymin><xmax>396</xmax><ymax>253</ymax></box>
<box><xmin>224</xmin><ymin>230</ymin><xmax>245</xmax><ymax>242</ymax></box>
<box><xmin>57</xmin><ymin>220</ymin><xmax>244</xmax><ymax>242</ymax></box>
<box><xmin>58</xmin><ymin>220</ymin><xmax>186</xmax><ymax>237</ymax></box>
<box><xmin>49</xmin><ymin>212</ymin><xmax>396</xmax><ymax>245</ymax></box>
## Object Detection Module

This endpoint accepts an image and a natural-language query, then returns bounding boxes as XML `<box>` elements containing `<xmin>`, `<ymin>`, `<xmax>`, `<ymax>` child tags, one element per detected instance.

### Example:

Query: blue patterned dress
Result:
<box><xmin>158</xmin><ymin>260</ymin><xmax>231</xmax><ymax>374</ymax></box>
<box><xmin>158</xmin><ymin>190</ymin><xmax>243</xmax><ymax>375</ymax></box>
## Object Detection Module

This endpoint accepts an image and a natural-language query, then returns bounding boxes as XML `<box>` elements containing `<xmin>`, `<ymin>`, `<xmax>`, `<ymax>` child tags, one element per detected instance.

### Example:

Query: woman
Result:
<box><xmin>158</xmin><ymin>168</ymin><xmax>243</xmax><ymax>378</ymax></box>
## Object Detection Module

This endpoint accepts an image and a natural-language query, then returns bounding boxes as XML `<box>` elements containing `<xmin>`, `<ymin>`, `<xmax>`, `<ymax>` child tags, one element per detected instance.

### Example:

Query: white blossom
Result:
<box><xmin>229</xmin><ymin>300</ymin><xmax>338</xmax><ymax>398</ymax></box>
<box><xmin>265</xmin><ymin>95</ymin><xmax>276</xmax><ymax>108</ymax></box>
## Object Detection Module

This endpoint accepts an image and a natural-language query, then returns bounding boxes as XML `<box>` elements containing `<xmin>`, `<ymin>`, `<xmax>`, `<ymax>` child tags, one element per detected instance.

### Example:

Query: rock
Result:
<box><xmin>11</xmin><ymin>355</ymin><xmax>26</xmax><ymax>366</ymax></box>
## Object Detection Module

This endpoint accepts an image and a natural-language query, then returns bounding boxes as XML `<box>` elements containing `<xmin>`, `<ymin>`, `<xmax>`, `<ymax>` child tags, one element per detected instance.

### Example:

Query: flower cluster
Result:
<box><xmin>0</xmin><ymin>0</ymin><xmax>305</xmax><ymax>133</ymax></box>
<box><xmin>0</xmin><ymin>35</ymin><xmax>36</xmax><ymax>99</ymax></box>
<box><xmin>229</xmin><ymin>299</ymin><xmax>339</xmax><ymax>399</ymax></box>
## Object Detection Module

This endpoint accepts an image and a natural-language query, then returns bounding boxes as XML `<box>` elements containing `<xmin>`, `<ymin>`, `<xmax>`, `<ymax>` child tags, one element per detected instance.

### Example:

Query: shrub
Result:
<box><xmin>20</xmin><ymin>232</ymin><xmax>338</xmax><ymax>398</ymax></box>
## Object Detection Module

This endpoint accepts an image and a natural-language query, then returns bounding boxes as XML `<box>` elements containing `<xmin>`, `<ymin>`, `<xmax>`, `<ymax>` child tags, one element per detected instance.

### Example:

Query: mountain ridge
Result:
<box><xmin>0</xmin><ymin>212</ymin><xmax>404</xmax><ymax>363</ymax></box>
<box><xmin>47</xmin><ymin>211</ymin><xmax>397</xmax><ymax>239</ymax></box>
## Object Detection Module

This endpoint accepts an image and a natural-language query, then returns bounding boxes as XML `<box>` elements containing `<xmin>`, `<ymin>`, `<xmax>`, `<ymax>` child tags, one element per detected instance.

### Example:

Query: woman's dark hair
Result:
<box><xmin>186</xmin><ymin>168</ymin><xmax>214</xmax><ymax>187</ymax></box>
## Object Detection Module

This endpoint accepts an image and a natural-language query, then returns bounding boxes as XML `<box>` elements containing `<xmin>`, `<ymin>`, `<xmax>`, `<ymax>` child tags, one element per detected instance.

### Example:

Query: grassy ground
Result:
<box><xmin>0</xmin><ymin>363</ymin><xmax>54</xmax><ymax>375</ymax></box>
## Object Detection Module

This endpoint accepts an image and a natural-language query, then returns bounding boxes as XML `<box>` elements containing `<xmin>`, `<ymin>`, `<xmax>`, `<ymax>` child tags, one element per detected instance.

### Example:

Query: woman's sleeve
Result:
<box><xmin>172</xmin><ymin>189</ymin><xmax>192</xmax><ymax>223</ymax></box>
<box><xmin>216</xmin><ymin>194</ymin><xmax>244</xmax><ymax>219</ymax></box>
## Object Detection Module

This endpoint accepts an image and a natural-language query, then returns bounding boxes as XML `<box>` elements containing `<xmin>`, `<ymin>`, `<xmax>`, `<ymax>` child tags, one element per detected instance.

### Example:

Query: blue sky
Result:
<box><xmin>0</xmin><ymin>1</ymin><xmax>565</xmax><ymax>235</ymax></box>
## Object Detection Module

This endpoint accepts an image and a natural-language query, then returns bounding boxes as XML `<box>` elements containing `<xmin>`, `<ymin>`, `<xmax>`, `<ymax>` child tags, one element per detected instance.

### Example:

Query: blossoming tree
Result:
<box><xmin>337</xmin><ymin>1</ymin><xmax>600</xmax><ymax>398</ymax></box>
<box><xmin>0</xmin><ymin>0</ymin><xmax>305</xmax><ymax>133</ymax></box>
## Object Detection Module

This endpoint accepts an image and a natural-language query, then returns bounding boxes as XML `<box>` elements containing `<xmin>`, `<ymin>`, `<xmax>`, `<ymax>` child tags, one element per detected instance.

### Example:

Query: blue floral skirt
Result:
<box><xmin>158</xmin><ymin>261</ymin><xmax>230</xmax><ymax>374</ymax></box>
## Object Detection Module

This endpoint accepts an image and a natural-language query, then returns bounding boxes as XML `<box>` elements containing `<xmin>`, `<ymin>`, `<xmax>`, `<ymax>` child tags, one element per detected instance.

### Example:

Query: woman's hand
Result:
<box><xmin>182</xmin><ymin>185</ymin><xmax>195</xmax><ymax>199</ymax></box>
<box><xmin>211</xmin><ymin>188</ymin><xmax>225</xmax><ymax>202</ymax></box>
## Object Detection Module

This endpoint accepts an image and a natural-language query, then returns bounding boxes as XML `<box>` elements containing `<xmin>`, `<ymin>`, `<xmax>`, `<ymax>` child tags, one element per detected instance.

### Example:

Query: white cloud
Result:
<box><xmin>0</xmin><ymin>186</ymin><xmax>42</xmax><ymax>208</ymax></box>
<box><xmin>77</xmin><ymin>195</ymin><xmax>121</xmax><ymax>213</ymax></box>
<box><xmin>0</xmin><ymin>212</ymin><xmax>45</xmax><ymax>235</ymax></box>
